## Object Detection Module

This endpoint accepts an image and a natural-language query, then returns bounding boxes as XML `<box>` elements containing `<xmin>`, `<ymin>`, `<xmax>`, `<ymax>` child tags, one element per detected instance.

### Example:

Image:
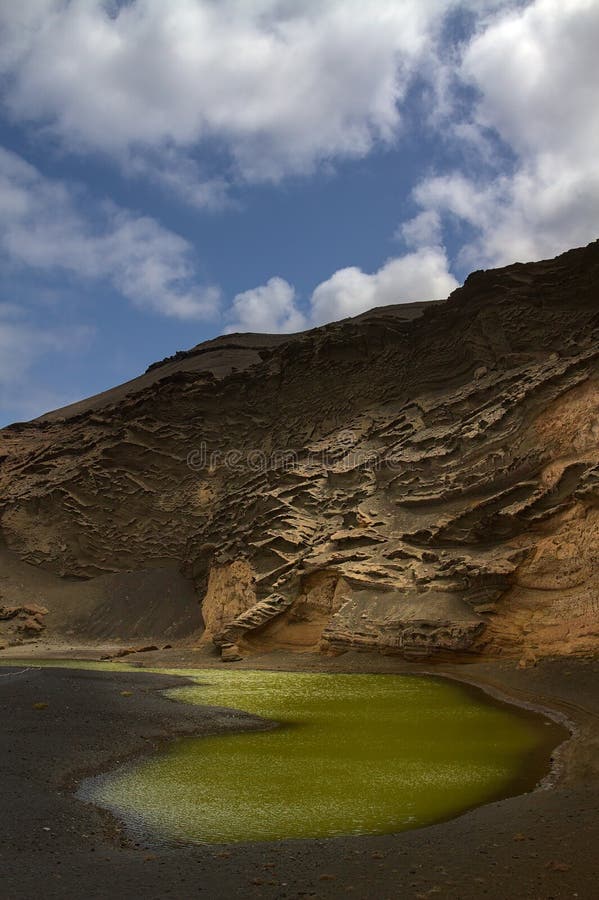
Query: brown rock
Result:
<box><xmin>17</xmin><ymin>616</ymin><xmax>44</xmax><ymax>635</ymax></box>
<box><xmin>2</xmin><ymin>240</ymin><xmax>599</xmax><ymax>660</ymax></box>
<box><xmin>221</xmin><ymin>643</ymin><xmax>243</xmax><ymax>662</ymax></box>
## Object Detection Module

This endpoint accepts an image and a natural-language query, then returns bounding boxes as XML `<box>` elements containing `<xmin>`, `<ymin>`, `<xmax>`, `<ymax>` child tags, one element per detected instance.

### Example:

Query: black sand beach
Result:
<box><xmin>1</xmin><ymin>652</ymin><xmax>598</xmax><ymax>899</ymax></box>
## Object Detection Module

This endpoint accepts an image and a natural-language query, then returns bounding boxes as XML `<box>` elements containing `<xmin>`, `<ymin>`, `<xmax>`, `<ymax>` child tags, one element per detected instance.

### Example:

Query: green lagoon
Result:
<box><xmin>76</xmin><ymin>668</ymin><xmax>562</xmax><ymax>844</ymax></box>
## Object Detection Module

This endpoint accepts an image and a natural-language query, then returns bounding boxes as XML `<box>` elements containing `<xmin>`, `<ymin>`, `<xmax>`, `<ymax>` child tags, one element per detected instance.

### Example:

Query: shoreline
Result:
<box><xmin>0</xmin><ymin>652</ymin><xmax>576</xmax><ymax>822</ymax></box>
<box><xmin>74</xmin><ymin>665</ymin><xmax>567</xmax><ymax>852</ymax></box>
<box><xmin>1</xmin><ymin>648</ymin><xmax>598</xmax><ymax>898</ymax></box>
<box><xmin>0</xmin><ymin>644</ymin><xmax>582</xmax><ymax>788</ymax></box>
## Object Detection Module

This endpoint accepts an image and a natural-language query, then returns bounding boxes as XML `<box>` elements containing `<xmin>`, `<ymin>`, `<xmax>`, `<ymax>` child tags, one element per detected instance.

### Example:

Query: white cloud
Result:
<box><xmin>221</xmin><ymin>248</ymin><xmax>458</xmax><ymax>334</ymax></box>
<box><xmin>462</xmin><ymin>0</ymin><xmax>599</xmax><ymax>162</ymax></box>
<box><xmin>398</xmin><ymin>210</ymin><xmax>443</xmax><ymax>249</ymax></box>
<box><xmin>0</xmin><ymin>147</ymin><xmax>221</xmax><ymax>319</ymax></box>
<box><xmin>412</xmin><ymin>163</ymin><xmax>599</xmax><ymax>270</ymax></box>
<box><xmin>225</xmin><ymin>277</ymin><xmax>306</xmax><ymax>334</ymax></box>
<box><xmin>0</xmin><ymin>0</ymin><xmax>475</xmax><ymax>185</ymax></box>
<box><xmin>404</xmin><ymin>0</ymin><xmax>599</xmax><ymax>268</ymax></box>
<box><xmin>310</xmin><ymin>248</ymin><xmax>458</xmax><ymax>325</ymax></box>
<box><xmin>126</xmin><ymin>149</ymin><xmax>231</xmax><ymax>210</ymax></box>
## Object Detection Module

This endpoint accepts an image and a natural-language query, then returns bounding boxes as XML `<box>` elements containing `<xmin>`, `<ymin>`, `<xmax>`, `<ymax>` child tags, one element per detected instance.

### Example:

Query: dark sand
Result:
<box><xmin>1</xmin><ymin>650</ymin><xmax>598</xmax><ymax>899</ymax></box>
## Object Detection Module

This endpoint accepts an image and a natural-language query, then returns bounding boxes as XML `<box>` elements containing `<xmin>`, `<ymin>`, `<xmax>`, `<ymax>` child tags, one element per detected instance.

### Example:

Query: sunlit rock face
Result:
<box><xmin>1</xmin><ymin>240</ymin><xmax>599</xmax><ymax>658</ymax></box>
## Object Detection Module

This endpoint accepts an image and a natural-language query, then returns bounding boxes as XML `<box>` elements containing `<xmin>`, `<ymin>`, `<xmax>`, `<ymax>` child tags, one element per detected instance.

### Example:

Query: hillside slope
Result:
<box><xmin>1</xmin><ymin>242</ymin><xmax>598</xmax><ymax>660</ymax></box>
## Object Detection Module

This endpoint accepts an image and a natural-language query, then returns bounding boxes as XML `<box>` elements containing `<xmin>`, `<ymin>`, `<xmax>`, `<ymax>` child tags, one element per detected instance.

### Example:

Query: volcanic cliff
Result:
<box><xmin>1</xmin><ymin>241</ymin><xmax>599</xmax><ymax>661</ymax></box>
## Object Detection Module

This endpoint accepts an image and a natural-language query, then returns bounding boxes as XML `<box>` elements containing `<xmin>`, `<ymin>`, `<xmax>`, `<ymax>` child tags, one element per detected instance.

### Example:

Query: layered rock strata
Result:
<box><xmin>1</xmin><ymin>241</ymin><xmax>599</xmax><ymax>658</ymax></box>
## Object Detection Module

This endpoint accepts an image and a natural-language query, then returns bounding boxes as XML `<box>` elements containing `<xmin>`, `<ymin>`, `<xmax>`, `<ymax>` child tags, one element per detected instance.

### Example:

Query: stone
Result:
<box><xmin>18</xmin><ymin>616</ymin><xmax>44</xmax><ymax>635</ymax></box>
<box><xmin>221</xmin><ymin>643</ymin><xmax>243</xmax><ymax>662</ymax></box>
<box><xmin>0</xmin><ymin>602</ymin><xmax>48</xmax><ymax>643</ymax></box>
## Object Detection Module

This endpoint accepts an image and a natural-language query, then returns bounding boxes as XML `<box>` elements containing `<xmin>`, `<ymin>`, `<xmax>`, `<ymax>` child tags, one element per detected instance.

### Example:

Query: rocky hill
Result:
<box><xmin>1</xmin><ymin>241</ymin><xmax>598</xmax><ymax>661</ymax></box>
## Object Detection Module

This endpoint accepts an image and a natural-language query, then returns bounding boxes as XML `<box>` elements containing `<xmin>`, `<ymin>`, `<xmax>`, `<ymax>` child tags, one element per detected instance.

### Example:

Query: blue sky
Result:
<box><xmin>0</xmin><ymin>1</ymin><xmax>597</xmax><ymax>425</ymax></box>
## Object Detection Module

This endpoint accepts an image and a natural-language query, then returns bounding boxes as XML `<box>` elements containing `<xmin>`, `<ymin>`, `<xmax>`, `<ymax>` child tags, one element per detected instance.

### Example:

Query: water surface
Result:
<box><xmin>76</xmin><ymin>668</ymin><xmax>562</xmax><ymax>843</ymax></box>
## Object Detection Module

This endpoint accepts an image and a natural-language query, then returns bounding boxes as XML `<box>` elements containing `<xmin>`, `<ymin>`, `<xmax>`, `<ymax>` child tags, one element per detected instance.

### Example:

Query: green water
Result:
<box><xmin>70</xmin><ymin>667</ymin><xmax>561</xmax><ymax>844</ymax></box>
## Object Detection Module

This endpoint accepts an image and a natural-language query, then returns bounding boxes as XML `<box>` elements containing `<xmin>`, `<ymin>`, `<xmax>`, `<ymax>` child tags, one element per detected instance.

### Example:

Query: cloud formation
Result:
<box><xmin>226</xmin><ymin>248</ymin><xmax>458</xmax><ymax>333</ymax></box>
<box><xmin>214</xmin><ymin>0</ymin><xmax>599</xmax><ymax>332</ymax></box>
<box><xmin>310</xmin><ymin>248</ymin><xmax>458</xmax><ymax>325</ymax></box>
<box><xmin>405</xmin><ymin>0</ymin><xmax>599</xmax><ymax>268</ymax></box>
<box><xmin>225</xmin><ymin>277</ymin><xmax>307</xmax><ymax>334</ymax></box>
<box><xmin>0</xmin><ymin>147</ymin><xmax>220</xmax><ymax>320</ymax></box>
<box><xmin>0</xmin><ymin>0</ymin><xmax>466</xmax><ymax>184</ymax></box>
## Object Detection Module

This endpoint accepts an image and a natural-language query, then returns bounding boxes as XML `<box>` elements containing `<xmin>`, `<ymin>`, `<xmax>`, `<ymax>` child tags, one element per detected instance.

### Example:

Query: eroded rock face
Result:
<box><xmin>1</xmin><ymin>241</ymin><xmax>599</xmax><ymax>658</ymax></box>
<box><xmin>200</xmin><ymin>560</ymin><xmax>257</xmax><ymax>643</ymax></box>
